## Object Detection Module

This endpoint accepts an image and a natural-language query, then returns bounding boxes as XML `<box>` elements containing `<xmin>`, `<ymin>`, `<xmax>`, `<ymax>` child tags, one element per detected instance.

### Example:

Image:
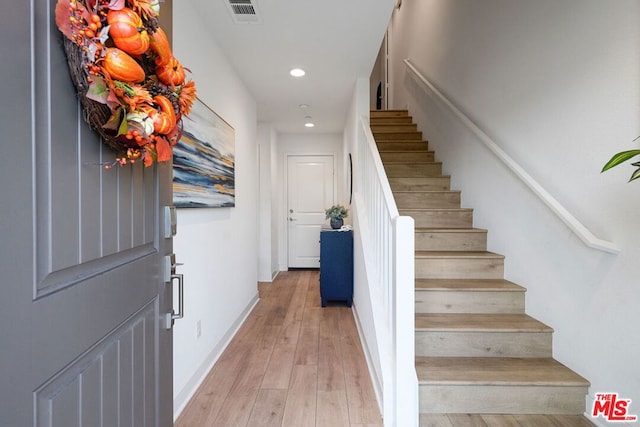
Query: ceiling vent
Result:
<box><xmin>226</xmin><ymin>0</ymin><xmax>261</xmax><ymax>24</ymax></box>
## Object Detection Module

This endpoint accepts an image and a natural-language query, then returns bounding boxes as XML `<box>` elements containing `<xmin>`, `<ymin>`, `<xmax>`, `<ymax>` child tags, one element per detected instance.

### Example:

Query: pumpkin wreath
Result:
<box><xmin>55</xmin><ymin>0</ymin><xmax>197</xmax><ymax>167</ymax></box>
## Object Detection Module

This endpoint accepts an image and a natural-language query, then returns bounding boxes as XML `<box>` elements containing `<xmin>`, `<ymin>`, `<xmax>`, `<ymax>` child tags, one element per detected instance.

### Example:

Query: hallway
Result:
<box><xmin>175</xmin><ymin>270</ymin><xmax>383</xmax><ymax>427</ymax></box>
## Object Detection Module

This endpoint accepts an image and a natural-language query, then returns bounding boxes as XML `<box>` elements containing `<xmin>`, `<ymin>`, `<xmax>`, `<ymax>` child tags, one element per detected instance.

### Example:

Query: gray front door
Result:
<box><xmin>0</xmin><ymin>2</ymin><xmax>174</xmax><ymax>426</ymax></box>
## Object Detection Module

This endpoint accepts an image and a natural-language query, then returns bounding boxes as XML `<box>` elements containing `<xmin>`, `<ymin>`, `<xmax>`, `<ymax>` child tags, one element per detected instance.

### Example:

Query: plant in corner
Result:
<box><xmin>602</xmin><ymin>138</ymin><xmax>640</xmax><ymax>182</ymax></box>
<box><xmin>325</xmin><ymin>204</ymin><xmax>349</xmax><ymax>229</ymax></box>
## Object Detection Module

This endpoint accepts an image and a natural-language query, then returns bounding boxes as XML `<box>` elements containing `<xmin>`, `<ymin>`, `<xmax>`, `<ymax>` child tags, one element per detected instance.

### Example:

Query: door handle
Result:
<box><xmin>289</xmin><ymin>217</ymin><xmax>297</xmax><ymax>221</ymax></box>
<box><xmin>164</xmin><ymin>272</ymin><xmax>185</xmax><ymax>329</ymax></box>
<box><xmin>171</xmin><ymin>273</ymin><xmax>184</xmax><ymax>321</ymax></box>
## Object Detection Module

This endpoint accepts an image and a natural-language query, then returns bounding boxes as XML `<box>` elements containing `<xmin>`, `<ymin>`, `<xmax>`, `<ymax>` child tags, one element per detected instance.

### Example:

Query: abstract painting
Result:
<box><xmin>173</xmin><ymin>98</ymin><xmax>235</xmax><ymax>208</ymax></box>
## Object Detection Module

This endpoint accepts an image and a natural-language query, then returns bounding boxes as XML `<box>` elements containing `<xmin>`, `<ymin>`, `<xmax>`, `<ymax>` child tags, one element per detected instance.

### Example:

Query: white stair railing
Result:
<box><xmin>403</xmin><ymin>59</ymin><xmax>619</xmax><ymax>255</ymax></box>
<box><xmin>354</xmin><ymin>115</ymin><xmax>418</xmax><ymax>427</ymax></box>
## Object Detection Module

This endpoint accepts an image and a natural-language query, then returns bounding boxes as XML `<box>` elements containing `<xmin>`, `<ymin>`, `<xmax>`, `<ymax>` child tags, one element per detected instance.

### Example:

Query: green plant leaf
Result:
<box><xmin>629</xmin><ymin>167</ymin><xmax>640</xmax><ymax>182</ymax></box>
<box><xmin>602</xmin><ymin>150</ymin><xmax>640</xmax><ymax>172</ymax></box>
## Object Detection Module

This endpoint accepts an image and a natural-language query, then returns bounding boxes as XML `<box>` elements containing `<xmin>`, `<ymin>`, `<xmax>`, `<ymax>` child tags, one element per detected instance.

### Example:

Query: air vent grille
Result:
<box><xmin>227</xmin><ymin>0</ymin><xmax>260</xmax><ymax>23</ymax></box>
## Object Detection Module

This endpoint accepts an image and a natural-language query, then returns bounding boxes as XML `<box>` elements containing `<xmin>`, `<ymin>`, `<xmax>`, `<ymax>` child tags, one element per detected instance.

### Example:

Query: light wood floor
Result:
<box><xmin>175</xmin><ymin>270</ymin><xmax>383</xmax><ymax>427</ymax></box>
<box><xmin>175</xmin><ymin>270</ymin><xmax>595</xmax><ymax>427</ymax></box>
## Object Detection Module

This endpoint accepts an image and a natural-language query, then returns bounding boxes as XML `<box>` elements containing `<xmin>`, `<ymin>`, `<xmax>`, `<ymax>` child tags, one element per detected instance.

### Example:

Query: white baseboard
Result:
<box><xmin>173</xmin><ymin>293</ymin><xmax>260</xmax><ymax>421</ymax></box>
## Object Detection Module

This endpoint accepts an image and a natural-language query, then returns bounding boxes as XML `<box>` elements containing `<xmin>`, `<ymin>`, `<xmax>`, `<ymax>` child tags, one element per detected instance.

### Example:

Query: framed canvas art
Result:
<box><xmin>173</xmin><ymin>98</ymin><xmax>235</xmax><ymax>208</ymax></box>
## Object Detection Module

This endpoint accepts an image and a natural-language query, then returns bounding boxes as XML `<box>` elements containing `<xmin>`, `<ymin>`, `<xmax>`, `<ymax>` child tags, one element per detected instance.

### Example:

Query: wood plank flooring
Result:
<box><xmin>175</xmin><ymin>270</ymin><xmax>383</xmax><ymax>427</ymax></box>
<box><xmin>175</xmin><ymin>270</ymin><xmax>595</xmax><ymax>427</ymax></box>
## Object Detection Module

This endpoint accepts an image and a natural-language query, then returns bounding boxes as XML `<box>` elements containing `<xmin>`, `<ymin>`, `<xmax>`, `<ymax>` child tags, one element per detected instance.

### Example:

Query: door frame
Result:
<box><xmin>282</xmin><ymin>152</ymin><xmax>338</xmax><ymax>270</ymax></box>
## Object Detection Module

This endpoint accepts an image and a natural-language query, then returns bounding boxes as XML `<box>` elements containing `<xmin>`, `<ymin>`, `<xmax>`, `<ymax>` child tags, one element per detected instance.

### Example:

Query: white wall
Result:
<box><xmin>172</xmin><ymin>0</ymin><xmax>259</xmax><ymax>417</ymax></box>
<box><xmin>344</xmin><ymin>78</ymin><xmax>385</xmax><ymax>401</ymax></box>
<box><xmin>388</xmin><ymin>0</ymin><xmax>640</xmax><ymax>421</ymax></box>
<box><xmin>257</xmin><ymin>123</ymin><xmax>276</xmax><ymax>282</ymax></box>
<box><xmin>275</xmin><ymin>133</ymin><xmax>344</xmax><ymax>270</ymax></box>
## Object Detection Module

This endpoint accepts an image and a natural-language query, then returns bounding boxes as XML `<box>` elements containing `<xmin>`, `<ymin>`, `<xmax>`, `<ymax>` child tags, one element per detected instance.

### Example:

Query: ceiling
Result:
<box><xmin>190</xmin><ymin>0</ymin><xmax>395</xmax><ymax>134</ymax></box>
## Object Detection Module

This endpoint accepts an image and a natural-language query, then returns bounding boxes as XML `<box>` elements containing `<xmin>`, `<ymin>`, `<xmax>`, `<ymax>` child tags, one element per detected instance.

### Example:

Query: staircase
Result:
<box><xmin>370</xmin><ymin>110</ymin><xmax>590</xmax><ymax>419</ymax></box>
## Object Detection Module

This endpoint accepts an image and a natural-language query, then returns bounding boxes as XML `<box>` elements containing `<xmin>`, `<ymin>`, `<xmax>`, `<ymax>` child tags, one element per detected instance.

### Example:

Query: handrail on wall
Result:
<box><xmin>403</xmin><ymin>59</ymin><xmax>620</xmax><ymax>255</ymax></box>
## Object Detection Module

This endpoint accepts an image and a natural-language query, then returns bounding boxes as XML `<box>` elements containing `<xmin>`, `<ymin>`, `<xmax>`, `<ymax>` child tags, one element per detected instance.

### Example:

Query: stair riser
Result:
<box><xmin>371</xmin><ymin>124</ymin><xmax>418</xmax><ymax>132</ymax></box>
<box><xmin>395</xmin><ymin>192</ymin><xmax>461</xmax><ymax>209</ymax></box>
<box><xmin>380</xmin><ymin>152</ymin><xmax>434</xmax><ymax>162</ymax></box>
<box><xmin>385</xmin><ymin>164</ymin><xmax>443</xmax><ymax>177</ymax></box>
<box><xmin>415</xmin><ymin>258</ymin><xmax>504</xmax><ymax>279</ymax></box>
<box><xmin>400</xmin><ymin>210</ymin><xmax>473</xmax><ymax>228</ymax></box>
<box><xmin>415</xmin><ymin>231</ymin><xmax>486</xmax><ymax>251</ymax></box>
<box><xmin>370</xmin><ymin>116</ymin><xmax>413</xmax><ymax>124</ymax></box>
<box><xmin>374</xmin><ymin>132</ymin><xmax>423</xmax><ymax>141</ymax></box>
<box><xmin>415</xmin><ymin>290</ymin><xmax>525</xmax><ymax>314</ymax></box>
<box><xmin>378</xmin><ymin>142</ymin><xmax>429</xmax><ymax>151</ymax></box>
<box><xmin>371</xmin><ymin>110</ymin><xmax>408</xmax><ymax>118</ymax></box>
<box><xmin>390</xmin><ymin>177</ymin><xmax>450</xmax><ymax>191</ymax></box>
<box><xmin>415</xmin><ymin>332</ymin><xmax>552</xmax><ymax>358</ymax></box>
<box><xmin>420</xmin><ymin>385</ymin><xmax>588</xmax><ymax>414</ymax></box>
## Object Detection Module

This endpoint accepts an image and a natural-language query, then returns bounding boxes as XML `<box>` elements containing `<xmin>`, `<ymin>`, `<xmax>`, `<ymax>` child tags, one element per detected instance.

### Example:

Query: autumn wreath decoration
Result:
<box><xmin>55</xmin><ymin>0</ymin><xmax>197</xmax><ymax>167</ymax></box>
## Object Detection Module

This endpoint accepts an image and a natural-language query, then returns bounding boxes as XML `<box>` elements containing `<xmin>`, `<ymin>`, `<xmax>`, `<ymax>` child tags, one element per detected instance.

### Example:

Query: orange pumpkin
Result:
<box><xmin>156</xmin><ymin>56</ymin><xmax>185</xmax><ymax>86</ymax></box>
<box><xmin>150</xmin><ymin>28</ymin><xmax>173</xmax><ymax>66</ymax></box>
<box><xmin>102</xmin><ymin>47</ymin><xmax>145</xmax><ymax>83</ymax></box>
<box><xmin>107</xmin><ymin>8</ymin><xmax>149</xmax><ymax>56</ymax></box>
<box><xmin>146</xmin><ymin>95</ymin><xmax>176</xmax><ymax>134</ymax></box>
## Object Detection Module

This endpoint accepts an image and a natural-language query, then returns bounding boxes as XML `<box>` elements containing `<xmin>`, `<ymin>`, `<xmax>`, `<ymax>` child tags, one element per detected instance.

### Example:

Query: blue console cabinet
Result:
<box><xmin>320</xmin><ymin>230</ymin><xmax>354</xmax><ymax>307</ymax></box>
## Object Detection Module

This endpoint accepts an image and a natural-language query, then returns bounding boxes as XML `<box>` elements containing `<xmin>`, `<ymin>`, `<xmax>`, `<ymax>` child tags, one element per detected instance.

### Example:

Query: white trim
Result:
<box><xmin>173</xmin><ymin>293</ymin><xmax>260</xmax><ymax>421</ymax></box>
<box><xmin>403</xmin><ymin>59</ymin><xmax>620</xmax><ymax>255</ymax></box>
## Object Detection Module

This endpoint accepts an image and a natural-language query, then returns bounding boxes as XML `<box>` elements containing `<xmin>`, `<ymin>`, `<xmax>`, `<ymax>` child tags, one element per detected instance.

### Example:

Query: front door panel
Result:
<box><xmin>0</xmin><ymin>1</ymin><xmax>173</xmax><ymax>425</ymax></box>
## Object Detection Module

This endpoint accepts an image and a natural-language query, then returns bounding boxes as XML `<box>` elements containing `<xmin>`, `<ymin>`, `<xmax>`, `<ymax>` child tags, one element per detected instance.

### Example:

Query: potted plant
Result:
<box><xmin>325</xmin><ymin>204</ymin><xmax>349</xmax><ymax>229</ymax></box>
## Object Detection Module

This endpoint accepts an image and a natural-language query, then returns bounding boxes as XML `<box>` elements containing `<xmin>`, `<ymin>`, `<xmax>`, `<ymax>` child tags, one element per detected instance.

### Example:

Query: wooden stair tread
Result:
<box><xmin>415</xmin><ymin>313</ymin><xmax>552</xmax><ymax>332</ymax></box>
<box><xmin>371</xmin><ymin>109</ymin><xmax>408</xmax><ymax>115</ymax></box>
<box><xmin>373</xmin><ymin>129</ymin><xmax>420</xmax><ymax>134</ymax></box>
<box><xmin>384</xmin><ymin>161</ymin><xmax>439</xmax><ymax>165</ymax></box>
<box><xmin>415</xmin><ymin>278</ymin><xmax>524</xmax><ymax>292</ymax></box>
<box><xmin>395</xmin><ymin>190</ymin><xmax>461</xmax><ymax>194</ymax></box>
<box><xmin>374</xmin><ymin>143</ymin><xmax>429</xmax><ymax>146</ymax></box>
<box><xmin>401</xmin><ymin>208</ymin><xmax>473</xmax><ymax>213</ymax></box>
<box><xmin>415</xmin><ymin>228</ymin><xmax>486</xmax><ymax>233</ymax></box>
<box><xmin>379</xmin><ymin>149</ymin><xmax>433</xmax><ymax>153</ymax></box>
<box><xmin>416</xmin><ymin>357</ymin><xmax>590</xmax><ymax>386</ymax></box>
<box><xmin>379</xmin><ymin>150</ymin><xmax>432</xmax><ymax>155</ymax></box>
<box><xmin>415</xmin><ymin>251</ymin><xmax>505</xmax><ymax>259</ymax></box>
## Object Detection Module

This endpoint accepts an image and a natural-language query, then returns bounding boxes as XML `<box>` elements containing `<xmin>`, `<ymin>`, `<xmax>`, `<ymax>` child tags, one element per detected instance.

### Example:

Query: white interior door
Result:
<box><xmin>287</xmin><ymin>155</ymin><xmax>335</xmax><ymax>268</ymax></box>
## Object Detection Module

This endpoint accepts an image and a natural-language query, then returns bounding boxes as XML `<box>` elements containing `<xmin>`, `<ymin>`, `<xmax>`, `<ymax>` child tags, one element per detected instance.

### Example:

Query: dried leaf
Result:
<box><xmin>103</xmin><ymin>108</ymin><xmax>124</xmax><ymax>130</ymax></box>
<box><xmin>86</xmin><ymin>77</ymin><xmax>109</xmax><ymax>104</ymax></box>
<box><xmin>55</xmin><ymin>0</ymin><xmax>74</xmax><ymax>40</ymax></box>
<box><xmin>155</xmin><ymin>137</ymin><xmax>172</xmax><ymax>162</ymax></box>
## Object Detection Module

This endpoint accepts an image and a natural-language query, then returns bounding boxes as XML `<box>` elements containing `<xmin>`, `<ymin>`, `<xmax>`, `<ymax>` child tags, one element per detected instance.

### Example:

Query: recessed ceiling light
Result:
<box><xmin>299</xmin><ymin>103</ymin><xmax>310</xmax><ymax>110</ymax></box>
<box><xmin>304</xmin><ymin>122</ymin><xmax>315</xmax><ymax>128</ymax></box>
<box><xmin>290</xmin><ymin>68</ymin><xmax>306</xmax><ymax>77</ymax></box>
